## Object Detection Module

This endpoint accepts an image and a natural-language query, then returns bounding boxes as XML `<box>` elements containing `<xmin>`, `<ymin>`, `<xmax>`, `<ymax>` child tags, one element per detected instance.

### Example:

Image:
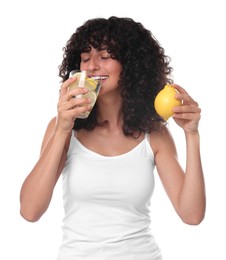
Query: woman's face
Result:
<box><xmin>80</xmin><ymin>47</ymin><xmax>122</xmax><ymax>95</ymax></box>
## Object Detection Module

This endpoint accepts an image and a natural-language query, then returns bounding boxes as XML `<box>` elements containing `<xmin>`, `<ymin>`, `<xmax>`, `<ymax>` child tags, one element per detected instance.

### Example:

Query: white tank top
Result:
<box><xmin>57</xmin><ymin>131</ymin><xmax>162</xmax><ymax>260</ymax></box>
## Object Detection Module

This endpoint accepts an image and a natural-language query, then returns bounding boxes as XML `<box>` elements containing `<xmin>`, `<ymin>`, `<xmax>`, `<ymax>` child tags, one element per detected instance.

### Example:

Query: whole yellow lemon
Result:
<box><xmin>154</xmin><ymin>84</ymin><xmax>182</xmax><ymax>121</ymax></box>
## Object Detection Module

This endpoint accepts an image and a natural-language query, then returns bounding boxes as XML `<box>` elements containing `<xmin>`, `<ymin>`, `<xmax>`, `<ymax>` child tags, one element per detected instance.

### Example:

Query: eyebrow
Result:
<box><xmin>98</xmin><ymin>45</ymin><xmax>108</xmax><ymax>51</ymax></box>
<box><xmin>81</xmin><ymin>47</ymin><xmax>109</xmax><ymax>55</ymax></box>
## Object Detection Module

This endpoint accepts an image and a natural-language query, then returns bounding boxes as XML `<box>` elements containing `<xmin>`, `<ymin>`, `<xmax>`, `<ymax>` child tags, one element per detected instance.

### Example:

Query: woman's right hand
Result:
<box><xmin>56</xmin><ymin>77</ymin><xmax>92</xmax><ymax>135</ymax></box>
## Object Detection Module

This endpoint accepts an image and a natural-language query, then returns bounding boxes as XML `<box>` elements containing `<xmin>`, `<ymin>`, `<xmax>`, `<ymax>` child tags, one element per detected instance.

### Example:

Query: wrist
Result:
<box><xmin>54</xmin><ymin>128</ymin><xmax>72</xmax><ymax>140</ymax></box>
<box><xmin>184</xmin><ymin>129</ymin><xmax>199</xmax><ymax>137</ymax></box>
<box><xmin>184</xmin><ymin>130</ymin><xmax>200</xmax><ymax>146</ymax></box>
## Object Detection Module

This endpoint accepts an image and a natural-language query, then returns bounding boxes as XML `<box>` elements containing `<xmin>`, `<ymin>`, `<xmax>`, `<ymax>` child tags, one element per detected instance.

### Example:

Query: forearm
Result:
<box><xmin>178</xmin><ymin>131</ymin><xmax>206</xmax><ymax>224</ymax></box>
<box><xmin>20</xmin><ymin>131</ymin><xmax>68</xmax><ymax>221</ymax></box>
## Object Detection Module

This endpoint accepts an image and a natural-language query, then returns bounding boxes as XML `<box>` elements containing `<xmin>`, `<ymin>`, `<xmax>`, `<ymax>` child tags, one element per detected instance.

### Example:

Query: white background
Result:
<box><xmin>0</xmin><ymin>0</ymin><xmax>225</xmax><ymax>259</ymax></box>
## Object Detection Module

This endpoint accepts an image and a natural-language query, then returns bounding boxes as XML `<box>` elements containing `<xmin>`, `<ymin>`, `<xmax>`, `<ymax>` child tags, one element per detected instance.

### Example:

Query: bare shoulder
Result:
<box><xmin>41</xmin><ymin>117</ymin><xmax>71</xmax><ymax>153</ymax></box>
<box><xmin>149</xmin><ymin>124</ymin><xmax>177</xmax><ymax>156</ymax></box>
<box><xmin>40</xmin><ymin>117</ymin><xmax>57</xmax><ymax>152</ymax></box>
<box><xmin>46</xmin><ymin>117</ymin><xmax>57</xmax><ymax>131</ymax></box>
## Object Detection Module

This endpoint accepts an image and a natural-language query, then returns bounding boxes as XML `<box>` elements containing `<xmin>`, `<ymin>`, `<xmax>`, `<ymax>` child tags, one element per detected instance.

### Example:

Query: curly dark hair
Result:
<box><xmin>58</xmin><ymin>16</ymin><xmax>173</xmax><ymax>137</ymax></box>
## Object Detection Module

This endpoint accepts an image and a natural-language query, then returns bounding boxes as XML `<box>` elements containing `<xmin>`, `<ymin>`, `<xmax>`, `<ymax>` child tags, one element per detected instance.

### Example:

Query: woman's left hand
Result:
<box><xmin>172</xmin><ymin>84</ymin><xmax>201</xmax><ymax>133</ymax></box>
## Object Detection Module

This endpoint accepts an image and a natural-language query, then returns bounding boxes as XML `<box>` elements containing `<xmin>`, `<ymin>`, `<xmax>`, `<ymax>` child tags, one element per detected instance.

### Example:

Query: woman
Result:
<box><xmin>20</xmin><ymin>16</ymin><xmax>206</xmax><ymax>260</ymax></box>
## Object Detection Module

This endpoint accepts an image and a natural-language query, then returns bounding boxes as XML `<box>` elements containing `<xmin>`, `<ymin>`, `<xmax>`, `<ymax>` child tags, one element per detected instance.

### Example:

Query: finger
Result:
<box><xmin>67</xmin><ymin>88</ymin><xmax>89</xmax><ymax>101</ymax></box>
<box><xmin>57</xmin><ymin>97</ymin><xmax>92</xmax><ymax>121</ymax></box>
<box><xmin>61</xmin><ymin>104</ymin><xmax>92</xmax><ymax>119</ymax></box>
<box><xmin>175</xmin><ymin>93</ymin><xmax>197</xmax><ymax>105</ymax></box>
<box><xmin>172</xmin><ymin>84</ymin><xmax>188</xmax><ymax>95</ymax></box>
<box><xmin>59</xmin><ymin>77</ymin><xmax>78</xmax><ymax>96</ymax></box>
<box><xmin>60</xmin><ymin>87</ymin><xmax>88</xmax><ymax>102</ymax></box>
<box><xmin>172</xmin><ymin>84</ymin><xmax>199</xmax><ymax>105</ymax></box>
<box><xmin>173</xmin><ymin>104</ymin><xmax>201</xmax><ymax>114</ymax></box>
<box><xmin>59</xmin><ymin>97</ymin><xmax>92</xmax><ymax>112</ymax></box>
<box><xmin>173</xmin><ymin>111</ymin><xmax>201</xmax><ymax>121</ymax></box>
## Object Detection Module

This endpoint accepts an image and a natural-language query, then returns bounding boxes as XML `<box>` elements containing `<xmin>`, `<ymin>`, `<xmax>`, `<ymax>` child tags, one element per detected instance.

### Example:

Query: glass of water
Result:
<box><xmin>68</xmin><ymin>70</ymin><xmax>102</xmax><ymax>118</ymax></box>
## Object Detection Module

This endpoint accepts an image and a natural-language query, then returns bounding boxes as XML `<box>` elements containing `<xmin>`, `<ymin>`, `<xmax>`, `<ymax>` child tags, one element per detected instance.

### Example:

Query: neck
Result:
<box><xmin>96</xmin><ymin>92</ymin><xmax>123</xmax><ymax>130</ymax></box>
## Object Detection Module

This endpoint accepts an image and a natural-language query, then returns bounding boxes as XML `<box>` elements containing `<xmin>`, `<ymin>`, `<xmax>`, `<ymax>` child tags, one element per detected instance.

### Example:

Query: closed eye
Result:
<box><xmin>81</xmin><ymin>58</ymin><xmax>90</xmax><ymax>62</ymax></box>
<box><xmin>101</xmin><ymin>56</ymin><xmax>110</xmax><ymax>60</ymax></box>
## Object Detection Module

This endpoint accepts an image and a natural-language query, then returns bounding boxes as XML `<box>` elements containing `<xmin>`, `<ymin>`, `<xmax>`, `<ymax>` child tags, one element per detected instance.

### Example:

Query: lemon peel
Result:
<box><xmin>154</xmin><ymin>84</ymin><xmax>182</xmax><ymax>121</ymax></box>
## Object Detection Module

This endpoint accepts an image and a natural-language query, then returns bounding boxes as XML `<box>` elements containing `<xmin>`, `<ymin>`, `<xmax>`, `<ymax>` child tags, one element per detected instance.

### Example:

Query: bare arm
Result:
<box><xmin>178</xmin><ymin>131</ymin><xmax>205</xmax><ymax>224</ymax></box>
<box><xmin>20</xmin><ymin>118</ymin><xmax>70</xmax><ymax>222</ymax></box>
<box><xmin>153</xmin><ymin>128</ymin><xmax>205</xmax><ymax>225</ymax></box>
<box><xmin>20</xmin><ymin>76</ymin><xmax>92</xmax><ymax>222</ymax></box>
<box><xmin>152</xmin><ymin>85</ymin><xmax>206</xmax><ymax>225</ymax></box>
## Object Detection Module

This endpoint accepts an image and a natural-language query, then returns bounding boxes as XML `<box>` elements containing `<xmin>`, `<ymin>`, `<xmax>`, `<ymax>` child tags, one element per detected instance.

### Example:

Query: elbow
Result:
<box><xmin>180</xmin><ymin>211</ymin><xmax>205</xmax><ymax>226</ymax></box>
<box><xmin>178</xmin><ymin>200</ymin><xmax>206</xmax><ymax>226</ymax></box>
<box><xmin>20</xmin><ymin>207</ymin><xmax>42</xmax><ymax>222</ymax></box>
<box><xmin>182</xmin><ymin>216</ymin><xmax>204</xmax><ymax>226</ymax></box>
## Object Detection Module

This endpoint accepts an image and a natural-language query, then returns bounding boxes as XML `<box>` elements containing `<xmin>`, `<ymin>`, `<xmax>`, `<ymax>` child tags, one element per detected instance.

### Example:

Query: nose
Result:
<box><xmin>87</xmin><ymin>57</ymin><xmax>100</xmax><ymax>72</ymax></box>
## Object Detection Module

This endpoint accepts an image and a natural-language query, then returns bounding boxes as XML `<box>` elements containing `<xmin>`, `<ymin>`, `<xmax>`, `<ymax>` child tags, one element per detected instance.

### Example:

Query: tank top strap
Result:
<box><xmin>144</xmin><ymin>132</ymin><xmax>150</xmax><ymax>144</ymax></box>
<box><xmin>72</xmin><ymin>130</ymin><xmax>78</xmax><ymax>138</ymax></box>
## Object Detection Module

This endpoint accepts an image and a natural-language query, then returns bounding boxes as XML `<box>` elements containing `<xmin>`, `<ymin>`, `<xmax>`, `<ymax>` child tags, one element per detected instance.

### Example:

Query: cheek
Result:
<box><xmin>114</xmin><ymin>69</ymin><xmax>122</xmax><ymax>84</ymax></box>
<box><xmin>111</xmin><ymin>63</ymin><xmax>122</xmax><ymax>78</ymax></box>
<box><xmin>80</xmin><ymin>64</ymin><xmax>87</xmax><ymax>71</ymax></box>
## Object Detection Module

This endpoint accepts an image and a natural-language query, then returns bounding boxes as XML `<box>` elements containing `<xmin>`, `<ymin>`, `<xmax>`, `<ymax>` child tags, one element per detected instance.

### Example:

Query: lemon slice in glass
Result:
<box><xmin>85</xmin><ymin>78</ymin><xmax>97</xmax><ymax>91</ymax></box>
<box><xmin>84</xmin><ymin>91</ymin><xmax>97</xmax><ymax>107</ymax></box>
